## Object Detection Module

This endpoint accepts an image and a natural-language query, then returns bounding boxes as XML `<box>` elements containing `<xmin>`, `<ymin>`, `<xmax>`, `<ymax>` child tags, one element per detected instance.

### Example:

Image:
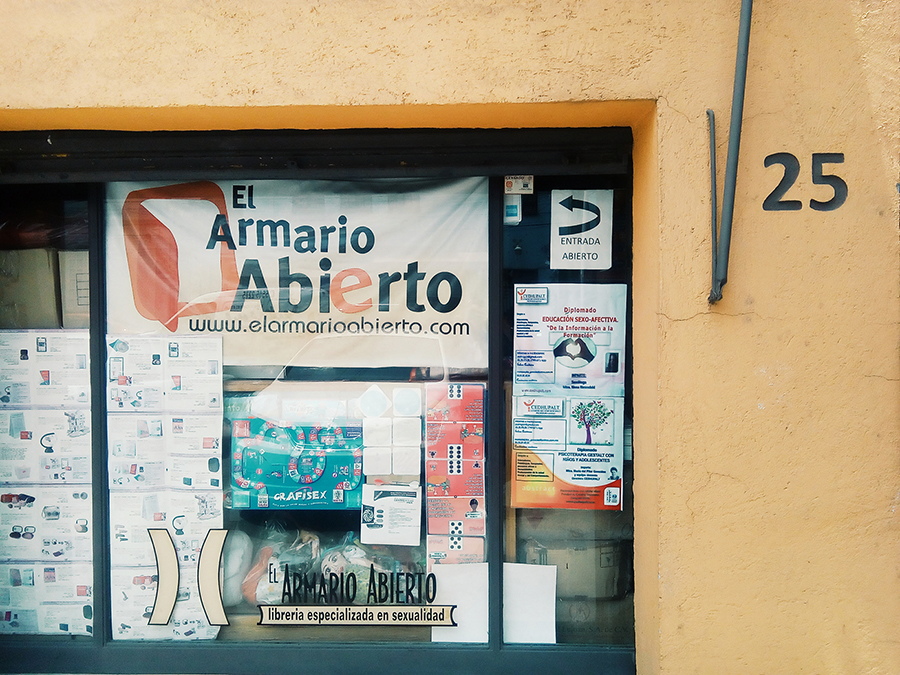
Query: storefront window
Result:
<box><xmin>0</xmin><ymin>127</ymin><xmax>635</xmax><ymax>672</ymax></box>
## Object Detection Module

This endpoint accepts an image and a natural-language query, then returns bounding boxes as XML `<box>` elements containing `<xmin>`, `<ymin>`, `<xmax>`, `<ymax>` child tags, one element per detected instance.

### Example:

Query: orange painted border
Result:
<box><xmin>0</xmin><ymin>101</ymin><xmax>654</xmax><ymax>132</ymax></box>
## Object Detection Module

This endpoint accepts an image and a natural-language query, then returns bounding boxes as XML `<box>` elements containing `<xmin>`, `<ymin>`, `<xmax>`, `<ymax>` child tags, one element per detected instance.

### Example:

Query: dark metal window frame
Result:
<box><xmin>0</xmin><ymin>128</ymin><xmax>635</xmax><ymax>675</ymax></box>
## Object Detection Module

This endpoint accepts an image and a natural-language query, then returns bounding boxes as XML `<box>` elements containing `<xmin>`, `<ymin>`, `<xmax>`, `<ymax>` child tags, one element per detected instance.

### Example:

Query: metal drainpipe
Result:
<box><xmin>709</xmin><ymin>0</ymin><xmax>754</xmax><ymax>303</ymax></box>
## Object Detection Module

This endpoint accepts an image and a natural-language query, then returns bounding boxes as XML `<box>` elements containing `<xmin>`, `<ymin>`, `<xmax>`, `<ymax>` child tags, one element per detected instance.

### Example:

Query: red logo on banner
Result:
<box><xmin>122</xmin><ymin>182</ymin><xmax>239</xmax><ymax>331</ymax></box>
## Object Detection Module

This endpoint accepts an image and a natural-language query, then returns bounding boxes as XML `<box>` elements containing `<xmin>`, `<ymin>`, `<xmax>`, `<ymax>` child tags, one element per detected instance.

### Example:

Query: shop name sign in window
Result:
<box><xmin>105</xmin><ymin>179</ymin><xmax>489</xmax><ymax>371</ymax></box>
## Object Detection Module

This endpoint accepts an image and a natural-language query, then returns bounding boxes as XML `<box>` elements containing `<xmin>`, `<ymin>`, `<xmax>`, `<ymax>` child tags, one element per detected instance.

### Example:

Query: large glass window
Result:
<box><xmin>501</xmin><ymin>176</ymin><xmax>633</xmax><ymax>645</ymax></box>
<box><xmin>0</xmin><ymin>128</ymin><xmax>635</xmax><ymax>673</ymax></box>
<box><xmin>103</xmin><ymin>178</ymin><xmax>490</xmax><ymax>642</ymax></box>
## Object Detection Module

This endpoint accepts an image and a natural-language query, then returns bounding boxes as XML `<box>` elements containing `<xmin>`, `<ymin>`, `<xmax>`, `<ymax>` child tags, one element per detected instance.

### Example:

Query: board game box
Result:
<box><xmin>229</xmin><ymin>418</ymin><xmax>363</xmax><ymax>510</ymax></box>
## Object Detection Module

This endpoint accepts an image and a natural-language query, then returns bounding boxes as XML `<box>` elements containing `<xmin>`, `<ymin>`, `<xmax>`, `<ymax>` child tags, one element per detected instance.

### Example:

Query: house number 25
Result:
<box><xmin>763</xmin><ymin>152</ymin><xmax>848</xmax><ymax>211</ymax></box>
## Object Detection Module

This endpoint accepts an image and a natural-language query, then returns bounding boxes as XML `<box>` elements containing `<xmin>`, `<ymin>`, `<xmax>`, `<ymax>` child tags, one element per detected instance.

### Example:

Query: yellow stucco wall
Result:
<box><xmin>2</xmin><ymin>1</ymin><xmax>898</xmax><ymax>673</ymax></box>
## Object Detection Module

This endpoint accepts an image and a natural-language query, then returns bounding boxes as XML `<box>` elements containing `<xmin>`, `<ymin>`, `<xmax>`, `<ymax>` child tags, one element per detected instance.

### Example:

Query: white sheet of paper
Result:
<box><xmin>362</xmin><ymin>445</ymin><xmax>392</xmax><ymax>475</ymax></box>
<box><xmin>363</xmin><ymin>417</ymin><xmax>392</xmax><ymax>446</ymax></box>
<box><xmin>502</xmin><ymin>562</ymin><xmax>557</xmax><ymax>643</ymax></box>
<box><xmin>431</xmin><ymin>562</ymin><xmax>488</xmax><ymax>643</ymax></box>
<box><xmin>392</xmin><ymin>445</ymin><xmax>421</xmax><ymax>475</ymax></box>
<box><xmin>359</xmin><ymin>484</ymin><xmax>421</xmax><ymax>546</ymax></box>
<box><xmin>392</xmin><ymin>417</ymin><xmax>422</xmax><ymax>445</ymax></box>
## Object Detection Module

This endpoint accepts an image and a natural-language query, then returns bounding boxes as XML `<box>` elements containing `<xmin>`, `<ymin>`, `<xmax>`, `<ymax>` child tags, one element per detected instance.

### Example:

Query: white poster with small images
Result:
<box><xmin>511</xmin><ymin>284</ymin><xmax>626</xmax><ymax>511</ymax></box>
<box><xmin>106</xmin><ymin>335</ymin><xmax>223</xmax><ymax>640</ymax></box>
<box><xmin>0</xmin><ymin>331</ymin><xmax>90</xmax><ymax>408</ymax></box>
<box><xmin>0</xmin><ymin>330</ymin><xmax>93</xmax><ymax>636</ymax></box>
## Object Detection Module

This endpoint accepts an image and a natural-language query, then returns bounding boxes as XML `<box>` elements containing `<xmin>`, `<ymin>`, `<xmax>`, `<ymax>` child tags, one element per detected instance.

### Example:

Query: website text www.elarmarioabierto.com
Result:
<box><xmin>187</xmin><ymin>316</ymin><xmax>471</xmax><ymax>336</ymax></box>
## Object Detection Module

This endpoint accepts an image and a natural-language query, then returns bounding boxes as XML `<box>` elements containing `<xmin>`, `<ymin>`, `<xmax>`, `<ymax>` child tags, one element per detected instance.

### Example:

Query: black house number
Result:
<box><xmin>763</xmin><ymin>152</ymin><xmax>848</xmax><ymax>212</ymax></box>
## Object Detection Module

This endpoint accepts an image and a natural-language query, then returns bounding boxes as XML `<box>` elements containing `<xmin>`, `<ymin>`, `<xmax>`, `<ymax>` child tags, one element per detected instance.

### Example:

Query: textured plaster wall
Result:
<box><xmin>4</xmin><ymin>1</ymin><xmax>715</xmax><ymax>109</ymax></box>
<box><xmin>2</xmin><ymin>1</ymin><xmax>898</xmax><ymax>674</ymax></box>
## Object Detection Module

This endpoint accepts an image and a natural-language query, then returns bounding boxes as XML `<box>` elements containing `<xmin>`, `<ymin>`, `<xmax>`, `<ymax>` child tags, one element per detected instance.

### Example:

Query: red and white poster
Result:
<box><xmin>511</xmin><ymin>284</ymin><xmax>626</xmax><ymax>510</ymax></box>
<box><xmin>424</xmin><ymin>383</ymin><xmax>486</xmax><ymax>568</ymax></box>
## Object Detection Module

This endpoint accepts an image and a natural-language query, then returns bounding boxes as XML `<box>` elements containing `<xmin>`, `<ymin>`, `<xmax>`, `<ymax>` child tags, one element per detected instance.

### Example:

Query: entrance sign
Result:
<box><xmin>106</xmin><ymin>179</ymin><xmax>489</xmax><ymax>370</ymax></box>
<box><xmin>549</xmin><ymin>190</ymin><xmax>613</xmax><ymax>270</ymax></box>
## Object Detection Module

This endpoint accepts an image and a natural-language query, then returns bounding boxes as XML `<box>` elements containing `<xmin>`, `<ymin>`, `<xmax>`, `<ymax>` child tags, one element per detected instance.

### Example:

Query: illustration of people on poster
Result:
<box><xmin>511</xmin><ymin>284</ymin><xmax>627</xmax><ymax>510</ymax></box>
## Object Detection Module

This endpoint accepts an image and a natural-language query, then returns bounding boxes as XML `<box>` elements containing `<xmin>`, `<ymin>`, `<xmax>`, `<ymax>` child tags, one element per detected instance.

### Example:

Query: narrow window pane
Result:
<box><xmin>0</xmin><ymin>186</ymin><xmax>93</xmax><ymax>636</ymax></box>
<box><xmin>502</xmin><ymin>177</ymin><xmax>635</xmax><ymax>646</ymax></box>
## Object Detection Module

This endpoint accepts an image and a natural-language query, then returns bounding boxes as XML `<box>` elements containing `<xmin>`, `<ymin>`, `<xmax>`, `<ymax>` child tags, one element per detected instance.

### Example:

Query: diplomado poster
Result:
<box><xmin>510</xmin><ymin>284</ymin><xmax>626</xmax><ymax>510</ymax></box>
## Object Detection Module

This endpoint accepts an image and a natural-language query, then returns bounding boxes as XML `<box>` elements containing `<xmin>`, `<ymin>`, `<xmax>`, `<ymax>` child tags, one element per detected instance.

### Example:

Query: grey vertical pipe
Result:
<box><xmin>707</xmin><ymin>109</ymin><xmax>718</xmax><ymax>294</ymax></box>
<box><xmin>709</xmin><ymin>0</ymin><xmax>753</xmax><ymax>303</ymax></box>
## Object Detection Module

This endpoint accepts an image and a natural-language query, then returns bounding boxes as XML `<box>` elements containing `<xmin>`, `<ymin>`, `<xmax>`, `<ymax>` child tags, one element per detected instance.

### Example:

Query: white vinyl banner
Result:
<box><xmin>106</xmin><ymin>179</ymin><xmax>489</xmax><ymax>370</ymax></box>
